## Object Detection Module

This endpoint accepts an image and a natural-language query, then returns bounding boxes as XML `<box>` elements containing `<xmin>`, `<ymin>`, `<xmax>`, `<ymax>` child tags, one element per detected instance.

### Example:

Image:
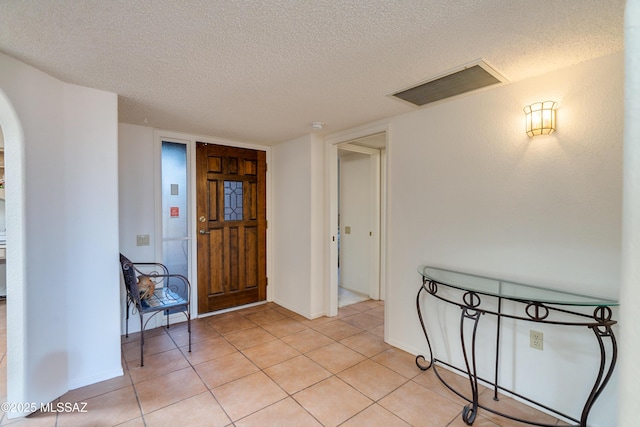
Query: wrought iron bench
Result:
<box><xmin>120</xmin><ymin>253</ymin><xmax>191</xmax><ymax>366</ymax></box>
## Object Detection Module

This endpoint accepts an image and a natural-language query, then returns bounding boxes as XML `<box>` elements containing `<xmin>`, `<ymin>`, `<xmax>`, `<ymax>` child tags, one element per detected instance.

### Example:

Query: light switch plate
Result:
<box><xmin>136</xmin><ymin>234</ymin><xmax>150</xmax><ymax>246</ymax></box>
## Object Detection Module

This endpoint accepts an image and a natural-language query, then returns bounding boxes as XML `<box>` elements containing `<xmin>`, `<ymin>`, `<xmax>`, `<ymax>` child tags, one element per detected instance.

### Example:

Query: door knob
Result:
<box><xmin>199</xmin><ymin>229</ymin><xmax>211</xmax><ymax>235</ymax></box>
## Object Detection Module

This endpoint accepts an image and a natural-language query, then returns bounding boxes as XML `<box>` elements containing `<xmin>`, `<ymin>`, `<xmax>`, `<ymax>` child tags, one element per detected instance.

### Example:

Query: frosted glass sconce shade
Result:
<box><xmin>524</xmin><ymin>101</ymin><xmax>557</xmax><ymax>137</ymax></box>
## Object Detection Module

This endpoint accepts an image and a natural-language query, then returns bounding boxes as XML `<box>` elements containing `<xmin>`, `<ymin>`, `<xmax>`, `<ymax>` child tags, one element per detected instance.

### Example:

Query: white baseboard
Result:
<box><xmin>67</xmin><ymin>366</ymin><xmax>124</xmax><ymax>391</ymax></box>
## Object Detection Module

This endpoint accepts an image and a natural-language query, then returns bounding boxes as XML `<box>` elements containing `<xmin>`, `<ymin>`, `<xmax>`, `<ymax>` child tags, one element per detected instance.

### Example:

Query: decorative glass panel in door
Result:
<box><xmin>224</xmin><ymin>180</ymin><xmax>243</xmax><ymax>221</ymax></box>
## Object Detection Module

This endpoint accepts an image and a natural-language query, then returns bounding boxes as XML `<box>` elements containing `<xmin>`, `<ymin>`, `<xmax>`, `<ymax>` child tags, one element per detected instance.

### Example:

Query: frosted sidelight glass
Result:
<box><xmin>161</xmin><ymin>141</ymin><xmax>189</xmax><ymax>305</ymax></box>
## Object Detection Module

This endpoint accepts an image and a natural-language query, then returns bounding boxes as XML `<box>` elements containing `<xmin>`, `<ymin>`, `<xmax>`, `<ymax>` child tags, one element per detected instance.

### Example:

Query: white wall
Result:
<box><xmin>272</xmin><ymin>134</ymin><xmax>325</xmax><ymax>318</ymax></box>
<box><xmin>309</xmin><ymin>134</ymin><xmax>326</xmax><ymax>317</ymax></box>
<box><xmin>118</xmin><ymin>124</ymin><xmax>157</xmax><ymax>263</ymax></box>
<box><xmin>0</xmin><ymin>52</ymin><xmax>121</xmax><ymax>416</ymax></box>
<box><xmin>619</xmin><ymin>1</ymin><xmax>640</xmax><ymax>425</ymax></box>
<box><xmin>383</xmin><ymin>52</ymin><xmax>623</xmax><ymax>426</ymax></box>
<box><xmin>339</xmin><ymin>151</ymin><xmax>372</xmax><ymax>295</ymax></box>
<box><xmin>117</xmin><ymin>123</ymin><xmax>161</xmax><ymax>334</ymax></box>
<box><xmin>63</xmin><ymin>83</ymin><xmax>121</xmax><ymax>389</ymax></box>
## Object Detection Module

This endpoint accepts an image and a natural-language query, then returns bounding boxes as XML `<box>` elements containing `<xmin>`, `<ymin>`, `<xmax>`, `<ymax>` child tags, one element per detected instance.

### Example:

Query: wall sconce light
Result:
<box><xmin>524</xmin><ymin>101</ymin><xmax>557</xmax><ymax>137</ymax></box>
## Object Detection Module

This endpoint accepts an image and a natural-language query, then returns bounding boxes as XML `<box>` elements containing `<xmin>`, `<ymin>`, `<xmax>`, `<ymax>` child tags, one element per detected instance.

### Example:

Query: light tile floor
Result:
<box><xmin>338</xmin><ymin>287</ymin><xmax>369</xmax><ymax>308</ymax></box>
<box><xmin>0</xmin><ymin>299</ymin><xmax>570</xmax><ymax>426</ymax></box>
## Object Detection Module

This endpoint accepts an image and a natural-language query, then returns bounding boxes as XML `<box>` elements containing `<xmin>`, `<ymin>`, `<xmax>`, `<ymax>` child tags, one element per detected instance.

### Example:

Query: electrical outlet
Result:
<box><xmin>530</xmin><ymin>330</ymin><xmax>544</xmax><ymax>350</ymax></box>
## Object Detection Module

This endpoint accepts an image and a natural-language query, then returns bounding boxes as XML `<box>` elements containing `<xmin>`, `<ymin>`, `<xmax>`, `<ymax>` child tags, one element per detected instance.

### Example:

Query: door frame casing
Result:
<box><xmin>153</xmin><ymin>130</ymin><xmax>273</xmax><ymax>319</ymax></box>
<box><xmin>326</xmin><ymin>122</ymin><xmax>389</xmax><ymax>317</ymax></box>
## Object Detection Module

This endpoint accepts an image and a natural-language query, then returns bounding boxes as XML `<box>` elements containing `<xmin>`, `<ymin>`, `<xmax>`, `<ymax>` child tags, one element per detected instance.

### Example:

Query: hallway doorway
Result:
<box><xmin>329</xmin><ymin>130</ymin><xmax>387</xmax><ymax>313</ymax></box>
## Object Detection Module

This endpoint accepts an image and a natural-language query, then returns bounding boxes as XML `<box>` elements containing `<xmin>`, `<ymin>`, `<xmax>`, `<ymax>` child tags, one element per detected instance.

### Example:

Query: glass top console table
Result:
<box><xmin>416</xmin><ymin>265</ymin><xmax>618</xmax><ymax>427</ymax></box>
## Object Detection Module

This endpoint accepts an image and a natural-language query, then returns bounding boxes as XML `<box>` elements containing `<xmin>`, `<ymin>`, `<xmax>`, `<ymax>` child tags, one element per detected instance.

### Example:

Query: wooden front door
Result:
<box><xmin>196</xmin><ymin>143</ymin><xmax>267</xmax><ymax>314</ymax></box>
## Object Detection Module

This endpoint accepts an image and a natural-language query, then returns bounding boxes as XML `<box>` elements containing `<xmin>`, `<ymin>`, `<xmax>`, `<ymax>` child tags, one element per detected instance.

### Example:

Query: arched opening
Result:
<box><xmin>0</xmin><ymin>88</ymin><xmax>27</xmax><ymax>418</ymax></box>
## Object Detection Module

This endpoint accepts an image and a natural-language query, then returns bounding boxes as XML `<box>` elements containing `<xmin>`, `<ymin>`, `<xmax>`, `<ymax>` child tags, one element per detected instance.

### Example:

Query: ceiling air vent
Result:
<box><xmin>391</xmin><ymin>60</ymin><xmax>507</xmax><ymax>107</ymax></box>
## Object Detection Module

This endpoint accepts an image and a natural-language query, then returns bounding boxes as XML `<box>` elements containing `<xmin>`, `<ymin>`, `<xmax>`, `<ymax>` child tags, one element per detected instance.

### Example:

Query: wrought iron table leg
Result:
<box><xmin>579</xmin><ymin>307</ymin><xmax>617</xmax><ymax>426</ymax></box>
<box><xmin>460</xmin><ymin>299</ymin><xmax>482</xmax><ymax>425</ymax></box>
<box><xmin>416</xmin><ymin>281</ymin><xmax>434</xmax><ymax>371</ymax></box>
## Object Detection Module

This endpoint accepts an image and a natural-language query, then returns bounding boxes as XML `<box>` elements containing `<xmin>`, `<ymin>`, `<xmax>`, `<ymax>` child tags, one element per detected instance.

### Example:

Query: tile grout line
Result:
<box><xmin>234</xmin><ymin>303</ymin><xmax>394</xmax><ymax>426</ymax></box>
<box><xmin>207</xmin><ymin>303</ymin><xmax>387</xmax><ymax>426</ymax></box>
<box><xmin>11</xmin><ymin>300</ymin><xmax>387</xmax><ymax>427</ymax></box>
<box><xmin>122</xmin><ymin>346</ymin><xmax>149</xmax><ymax>427</ymax></box>
<box><xmin>140</xmin><ymin>306</ymin><xmax>321</xmax><ymax>424</ymax></box>
<box><xmin>214</xmin><ymin>307</ymin><xmax>316</xmax><ymax>425</ymax></box>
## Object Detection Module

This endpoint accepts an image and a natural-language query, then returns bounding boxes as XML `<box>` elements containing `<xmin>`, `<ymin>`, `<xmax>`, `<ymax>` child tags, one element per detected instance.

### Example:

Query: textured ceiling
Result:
<box><xmin>0</xmin><ymin>0</ymin><xmax>625</xmax><ymax>145</ymax></box>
